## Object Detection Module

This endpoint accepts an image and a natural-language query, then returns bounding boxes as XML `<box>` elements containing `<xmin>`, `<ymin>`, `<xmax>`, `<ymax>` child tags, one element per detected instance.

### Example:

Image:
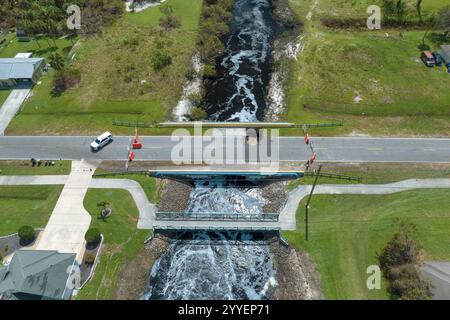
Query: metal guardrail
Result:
<box><xmin>112</xmin><ymin>120</ymin><xmax>159</xmax><ymax>128</ymax></box>
<box><xmin>112</xmin><ymin>120</ymin><xmax>343</xmax><ymax>129</ymax></box>
<box><xmin>154</xmin><ymin>226</ymin><xmax>281</xmax><ymax>232</ymax></box>
<box><xmin>155</xmin><ymin>212</ymin><xmax>279</xmax><ymax>222</ymax></box>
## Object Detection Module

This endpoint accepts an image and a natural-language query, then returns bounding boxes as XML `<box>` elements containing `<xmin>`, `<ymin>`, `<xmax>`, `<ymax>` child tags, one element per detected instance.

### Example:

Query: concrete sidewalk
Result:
<box><xmin>35</xmin><ymin>160</ymin><xmax>100</xmax><ymax>263</ymax></box>
<box><xmin>422</xmin><ymin>261</ymin><xmax>450</xmax><ymax>300</ymax></box>
<box><xmin>0</xmin><ymin>88</ymin><xmax>31</xmax><ymax>135</ymax></box>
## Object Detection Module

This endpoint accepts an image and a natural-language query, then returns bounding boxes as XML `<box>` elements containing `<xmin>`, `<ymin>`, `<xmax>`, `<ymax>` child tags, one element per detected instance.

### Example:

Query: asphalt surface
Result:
<box><xmin>0</xmin><ymin>136</ymin><xmax>449</xmax><ymax>163</ymax></box>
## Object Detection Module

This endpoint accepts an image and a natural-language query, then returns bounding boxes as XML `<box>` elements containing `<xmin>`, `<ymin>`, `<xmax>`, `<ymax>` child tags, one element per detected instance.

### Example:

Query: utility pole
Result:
<box><xmin>305</xmin><ymin>165</ymin><xmax>322</xmax><ymax>241</ymax></box>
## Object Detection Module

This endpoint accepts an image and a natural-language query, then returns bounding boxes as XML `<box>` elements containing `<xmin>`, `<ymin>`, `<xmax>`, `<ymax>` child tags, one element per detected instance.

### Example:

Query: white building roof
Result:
<box><xmin>14</xmin><ymin>52</ymin><xmax>33</xmax><ymax>58</ymax></box>
<box><xmin>0</xmin><ymin>58</ymin><xmax>44</xmax><ymax>80</ymax></box>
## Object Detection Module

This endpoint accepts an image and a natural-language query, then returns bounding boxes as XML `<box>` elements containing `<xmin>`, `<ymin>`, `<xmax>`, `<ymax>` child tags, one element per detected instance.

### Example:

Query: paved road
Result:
<box><xmin>0</xmin><ymin>88</ymin><xmax>31</xmax><ymax>135</ymax></box>
<box><xmin>0</xmin><ymin>136</ymin><xmax>449</xmax><ymax>163</ymax></box>
<box><xmin>422</xmin><ymin>262</ymin><xmax>450</xmax><ymax>300</ymax></box>
<box><xmin>89</xmin><ymin>178</ymin><xmax>156</xmax><ymax>229</ymax></box>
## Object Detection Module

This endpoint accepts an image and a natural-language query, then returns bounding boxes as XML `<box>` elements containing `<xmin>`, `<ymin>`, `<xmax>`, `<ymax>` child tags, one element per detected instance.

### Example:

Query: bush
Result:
<box><xmin>203</xmin><ymin>64</ymin><xmax>217</xmax><ymax>79</ymax></box>
<box><xmin>18</xmin><ymin>226</ymin><xmax>35</xmax><ymax>243</ymax></box>
<box><xmin>187</xmin><ymin>93</ymin><xmax>203</xmax><ymax>107</ymax></box>
<box><xmin>159</xmin><ymin>5</ymin><xmax>181</xmax><ymax>31</ymax></box>
<box><xmin>378</xmin><ymin>220</ymin><xmax>432</xmax><ymax>300</ymax></box>
<box><xmin>84</xmin><ymin>253</ymin><xmax>96</xmax><ymax>265</ymax></box>
<box><xmin>85</xmin><ymin>228</ymin><xmax>101</xmax><ymax>245</ymax></box>
<box><xmin>51</xmin><ymin>68</ymin><xmax>81</xmax><ymax>96</ymax></box>
<box><xmin>152</xmin><ymin>50</ymin><xmax>172</xmax><ymax>71</ymax></box>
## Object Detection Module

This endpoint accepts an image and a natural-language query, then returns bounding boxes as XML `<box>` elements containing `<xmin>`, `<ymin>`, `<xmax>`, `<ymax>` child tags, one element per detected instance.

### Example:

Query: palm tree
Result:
<box><xmin>416</xmin><ymin>0</ymin><xmax>423</xmax><ymax>23</ymax></box>
<box><xmin>49</xmin><ymin>52</ymin><xmax>65</xmax><ymax>70</ymax></box>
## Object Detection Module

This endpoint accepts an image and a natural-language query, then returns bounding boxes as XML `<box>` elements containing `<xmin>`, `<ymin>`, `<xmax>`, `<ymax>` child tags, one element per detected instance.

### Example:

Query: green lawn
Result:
<box><xmin>77</xmin><ymin>188</ymin><xmax>152</xmax><ymax>300</ymax></box>
<box><xmin>0</xmin><ymin>185</ymin><xmax>63</xmax><ymax>236</ymax></box>
<box><xmin>314</xmin><ymin>0</ymin><xmax>450</xmax><ymax>21</ymax></box>
<box><xmin>283</xmin><ymin>189</ymin><xmax>450</xmax><ymax>299</ymax></box>
<box><xmin>0</xmin><ymin>160</ymin><xmax>71</xmax><ymax>175</ymax></box>
<box><xmin>6</xmin><ymin>0</ymin><xmax>203</xmax><ymax>136</ymax></box>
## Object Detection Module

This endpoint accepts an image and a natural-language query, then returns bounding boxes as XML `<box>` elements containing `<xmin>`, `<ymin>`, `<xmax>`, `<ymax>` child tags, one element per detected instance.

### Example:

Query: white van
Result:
<box><xmin>90</xmin><ymin>131</ymin><xmax>113</xmax><ymax>151</ymax></box>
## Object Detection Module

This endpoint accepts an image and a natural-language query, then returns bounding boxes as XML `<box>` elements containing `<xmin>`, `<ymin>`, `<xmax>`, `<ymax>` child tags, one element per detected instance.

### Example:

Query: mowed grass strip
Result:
<box><xmin>283</xmin><ymin>189</ymin><xmax>450</xmax><ymax>299</ymax></box>
<box><xmin>0</xmin><ymin>185</ymin><xmax>63</xmax><ymax>236</ymax></box>
<box><xmin>6</xmin><ymin>0</ymin><xmax>203</xmax><ymax>136</ymax></box>
<box><xmin>77</xmin><ymin>189</ymin><xmax>151</xmax><ymax>300</ymax></box>
<box><xmin>0</xmin><ymin>160</ymin><xmax>71</xmax><ymax>175</ymax></box>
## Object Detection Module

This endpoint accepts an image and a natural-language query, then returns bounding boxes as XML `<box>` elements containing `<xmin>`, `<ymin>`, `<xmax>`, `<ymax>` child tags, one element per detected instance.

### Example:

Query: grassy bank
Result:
<box><xmin>283</xmin><ymin>189</ymin><xmax>450</xmax><ymax>299</ymax></box>
<box><xmin>0</xmin><ymin>185</ymin><xmax>63</xmax><ymax>236</ymax></box>
<box><xmin>284</xmin><ymin>0</ymin><xmax>450</xmax><ymax>137</ymax></box>
<box><xmin>77</xmin><ymin>189</ymin><xmax>150</xmax><ymax>300</ymax></box>
<box><xmin>6</xmin><ymin>0</ymin><xmax>203</xmax><ymax>136</ymax></box>
<box><xmin>0</xmin><ymin>160</ymin><xmax>71</xmax><ymax>175</ymax></box>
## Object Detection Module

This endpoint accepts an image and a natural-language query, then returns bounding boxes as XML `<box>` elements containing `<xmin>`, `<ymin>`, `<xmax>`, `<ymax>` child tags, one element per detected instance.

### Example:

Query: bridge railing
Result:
<box><xmin>155</xmin><ymin>212</ymin><xmax>279</xmax><ymax>222</ymax></box>
<box><xmin>154</xmin><ymin>226</ymin><xmax>281</xmax><ymax>232</ymax></box>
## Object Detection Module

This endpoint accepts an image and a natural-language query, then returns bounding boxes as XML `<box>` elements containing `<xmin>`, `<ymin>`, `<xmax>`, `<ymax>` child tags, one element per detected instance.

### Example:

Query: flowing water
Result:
<box><xmin>143</xmin><ymin>0</ymin><xmax>283</xmax><ymax>300</ymax></box>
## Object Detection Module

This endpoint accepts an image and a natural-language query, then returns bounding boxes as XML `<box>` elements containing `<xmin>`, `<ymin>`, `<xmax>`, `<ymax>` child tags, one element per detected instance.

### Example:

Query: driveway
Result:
<box><xmin>0</xmin><ymin>87</ymin><xmax>31</xmax><ymax>135</ymax></box>
<box><xmin>35</xmin><ymin>159</ymin><xmax>100</xmax><ymax>263</ymax></box>
<box><xmin>422</xmin><ymin>262</ymin><xmax>450</xmax><ymax>300</ymax></box>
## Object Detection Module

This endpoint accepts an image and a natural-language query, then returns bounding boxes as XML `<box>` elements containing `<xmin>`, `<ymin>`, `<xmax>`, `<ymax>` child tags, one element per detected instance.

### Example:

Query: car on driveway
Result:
<box><xmin>432</xmin><ymin>52</ymin><xmax>443</xmax><ymax>66</ymax></box>
<box><xmin>421</xmin><ymin>50</ymin><xmax>435</xmax><ymax>67</ymax></box>
<box><xmin>91</xmin><ymin>131</ymin><xmax>113</xmax><ymax>151</ymax></box>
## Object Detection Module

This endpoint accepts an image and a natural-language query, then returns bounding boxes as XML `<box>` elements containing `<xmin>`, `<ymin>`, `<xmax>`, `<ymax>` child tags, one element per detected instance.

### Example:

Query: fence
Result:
<box><xmin>155</xmin><ymin>212</ymin><xmax>279</xmax><ymax>222</ymax></box>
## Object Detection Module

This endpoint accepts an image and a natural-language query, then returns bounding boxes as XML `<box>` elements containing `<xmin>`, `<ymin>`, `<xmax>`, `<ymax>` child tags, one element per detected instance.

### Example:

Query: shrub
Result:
<box><xmin>49</xmin><ymin>52</ymin><xmax>65</xmax><ymax>71</ymax></box>
<box><xmin>85</xmin><ymin>228</ymin><xmax>101</xmax><ymax>245</ymax></box>
<box><xmin>185</xmin><ymin>68</ymin><xmax>198</xmax><ymax>80</ymax></box>
<box><xmin>84</xmin><ymin>253</ymin><xmax>96</xmax><ymax>265</ymax></box>
<box><xmin>199</xmin><ymin>34</ymin><xmax>224</xmax><ymax>62</ymax></box>
<box><xmin>152</xmin><ymin>50</ymin><xmax>172</xmax><ymax>71</ymax></box>
<box><xmin>159</xmin><ymin>5</ymin><xmax>181</xmax><ymax>31</ymax></box>
<box><xmin>203</xmin><ymin>64</ymin><xmax>217</xmax><ymax>79</ymax></box>
<box><xmin>187</xmin><ymin>107</ymin><xmax>208</xmax><ymax>121</ymax></box>
<box><xmin>187</xmin><ymin>93</ymin><xmax>203</xmax><ymax>107</ymax></box>
<box><xmin>51</xmin><ymin>68</ymin><xmax>81</xmax><ymax>96</ymax></box>
<box><xmin>18</xmin><ymin>226</ymin><xmax>35</xmax><ymax>243</ymax></box>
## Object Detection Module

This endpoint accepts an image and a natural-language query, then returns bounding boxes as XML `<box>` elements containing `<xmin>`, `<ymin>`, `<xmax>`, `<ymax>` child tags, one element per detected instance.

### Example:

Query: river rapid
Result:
<box><xmin>143</xmin><ymin>0</ymin><xmax>283</xmax><ymax>300</ymax></box>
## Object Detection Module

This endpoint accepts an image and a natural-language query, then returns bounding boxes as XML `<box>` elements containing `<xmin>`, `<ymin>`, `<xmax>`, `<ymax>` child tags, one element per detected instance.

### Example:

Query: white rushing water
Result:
<box><xmin>144</xmin><ymin>0</ymin><xmax>281</xmax><ymax>300</ymax></box>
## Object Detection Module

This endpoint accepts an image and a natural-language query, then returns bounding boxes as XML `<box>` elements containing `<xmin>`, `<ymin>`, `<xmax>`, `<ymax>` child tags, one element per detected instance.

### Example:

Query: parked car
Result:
<box><xmin>420</xmin><ymin>50</ymin><xmax>435</xmax><ymax>67</ymax></box>
<box><xmin>90</xmin><ymin>131</ymin><xmax>113</xmax><ymax>151</ymax></box>
<box><xmin>432</xmin><ymin>52</ymin><xmax>443</xmax><ymax>66</ymax></box>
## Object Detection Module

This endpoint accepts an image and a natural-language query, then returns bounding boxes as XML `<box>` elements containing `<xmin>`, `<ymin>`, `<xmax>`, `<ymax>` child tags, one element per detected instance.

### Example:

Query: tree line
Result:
<box><xmin>0</xmin><ymin>0</ymin><xmax>124</xmax><ymax>43</ymax></box>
